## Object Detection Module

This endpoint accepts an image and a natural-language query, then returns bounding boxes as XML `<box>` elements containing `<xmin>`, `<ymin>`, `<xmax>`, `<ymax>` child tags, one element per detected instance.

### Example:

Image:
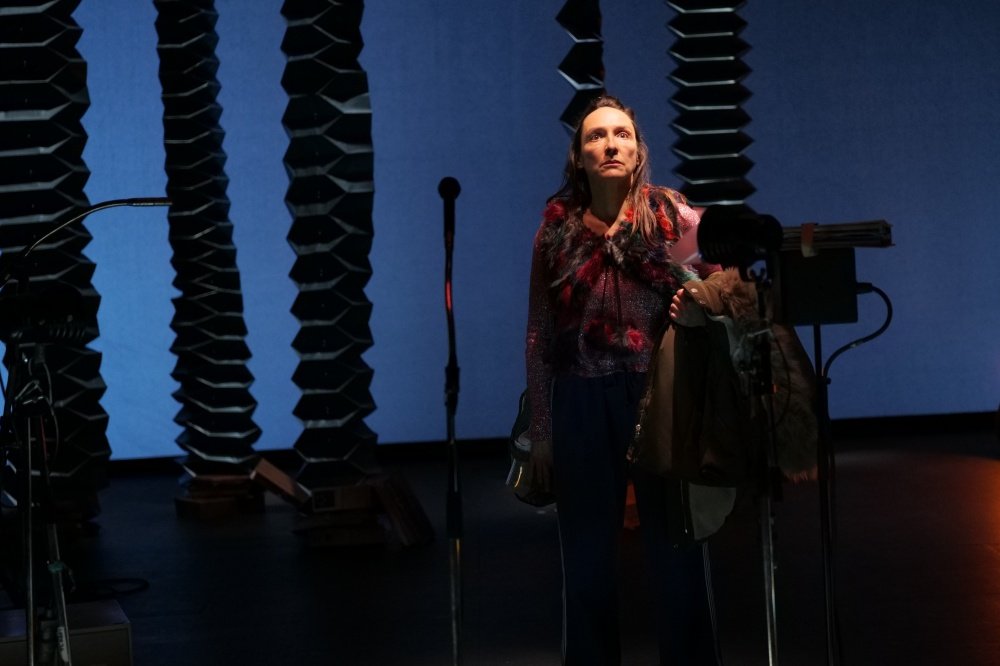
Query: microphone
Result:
<box><xmin>20</xmin><ymin>197</ymin><xmax>172</xmax><ymax>259</ymax></box>
<box><xmin>0</xmin><ymin>197</ymin><xmax>173</xmax><ymax>344</ymax></box>
<box><xmin>2</xmin><ymin>197</ymin><xmax>172</xmax><ymax>284</ymax></box>
<box><xmin>438</xmin><ymin>177</ymin><xmax>461</xmax><ymax>199</ymax></box>
<box><xmin>438</xmin><ymin>177</ymin><xmax>461</xmax><ymax>252</ymax></box>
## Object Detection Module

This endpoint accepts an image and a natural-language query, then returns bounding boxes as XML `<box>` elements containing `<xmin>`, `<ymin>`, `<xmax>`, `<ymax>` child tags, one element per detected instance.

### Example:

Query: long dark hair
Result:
<box><xmin>547</xmin><ymin>95</ymin><xmax>658</xmax><ymax>243</ymax></box>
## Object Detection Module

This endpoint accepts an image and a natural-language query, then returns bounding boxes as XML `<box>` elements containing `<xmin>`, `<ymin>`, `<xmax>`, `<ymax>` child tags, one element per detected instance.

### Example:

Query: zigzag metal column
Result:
<box><xmin>154</xmin><ymin>0</ymin><xmax>262</xmax><ymax>515</ymax></box>
<box><xmin>281</xmin><ymin>0</ymin><xmax>377</xmax><ymax>490</ymax></box>
<box><xmin>0</xmin><ymin>0</ymin><xmax>110</xmax><ymax>515</ymax></box>
<box><xmin>667</xmin><ymin>0</ymin><xmax>754</xmax><ymax>207</ymax></box>
<box><xmin>556</xmin><ymin>0</ymin><xmax>605</xmax><ymax>131</ymax></box>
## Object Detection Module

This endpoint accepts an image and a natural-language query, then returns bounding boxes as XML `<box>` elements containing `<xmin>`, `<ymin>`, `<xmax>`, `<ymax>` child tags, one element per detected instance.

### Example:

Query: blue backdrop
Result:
<box><xmin>64</xmin><ymin>1</ymin><xmax>999</xmax><ymax>459</ymax></box>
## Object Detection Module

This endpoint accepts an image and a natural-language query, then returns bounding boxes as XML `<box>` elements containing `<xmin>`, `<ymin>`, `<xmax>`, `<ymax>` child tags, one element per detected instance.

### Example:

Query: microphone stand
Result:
<box><xmin>437</xmin><ymin>177</ymin><xmax>462</xmax><ymax>666</ymax></box>
<box><xmin>7</xmin><ymin>347</ymin><xmax>75</xmax><ymax>666</ymax></box>
<box><xmin>0</xmin><ymin>197</ymin><xmax>170</xmax><ymax>666</ymax></box>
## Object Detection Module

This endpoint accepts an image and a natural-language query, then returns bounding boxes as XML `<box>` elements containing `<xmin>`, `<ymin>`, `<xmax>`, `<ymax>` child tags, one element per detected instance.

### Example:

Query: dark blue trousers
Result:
<box><xmin>551</xmin><ymin>372</ymin><xmax>717</xmax><ymax>666</ymax></box>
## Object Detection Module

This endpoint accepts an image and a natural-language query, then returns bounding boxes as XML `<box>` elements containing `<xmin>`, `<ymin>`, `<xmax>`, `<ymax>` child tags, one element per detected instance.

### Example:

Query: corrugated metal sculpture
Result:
<box><xmin>281</xmin><ymin>0</ymin><xmax>377</xmax><ymax>490</ymax></box>
<box><xmin>154</xmin><ymin>0</ymin><xmax>261</xmax><ymax>512</ymax></box>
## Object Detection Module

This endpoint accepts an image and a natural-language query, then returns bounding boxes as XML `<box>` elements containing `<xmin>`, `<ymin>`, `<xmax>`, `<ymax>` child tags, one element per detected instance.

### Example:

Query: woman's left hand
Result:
<box><xmin>669</xmin><ymin>288</ymin><xmax>707</xmax><ymax>327</ymax></box>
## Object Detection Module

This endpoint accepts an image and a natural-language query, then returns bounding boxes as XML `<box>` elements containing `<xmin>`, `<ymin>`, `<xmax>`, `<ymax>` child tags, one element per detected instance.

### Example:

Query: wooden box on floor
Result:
<box><xmin>0</xmin><ymin>599</ymin><xmax>132</xmax><ymax>666</ymax></box>
<box><xmin>252</xmin><ymin>459</ymin><xmax>433</xmax><ymax>547</ymax></box>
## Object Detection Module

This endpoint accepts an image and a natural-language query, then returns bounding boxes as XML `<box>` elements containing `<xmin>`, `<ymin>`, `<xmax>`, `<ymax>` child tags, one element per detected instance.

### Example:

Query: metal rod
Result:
<box><xmin>439</xmin><ymin>177</ymin><xmax>462</xmax><ymax>666</ymax></box>
<box><xmin>39</xmin><ymin>416</ymin><xmax>73</xmax><ymax>666</ymax></box>
<box><xmin>814</xmin><ymin>324</ymin><xmax>841</xmax><ymax>666</ymax></box>
<box><xmin>760</xmin><ymin>493</ymin><xmax>779</xmax><ymax>666</ymax></box>
<box><xmin>24</xmin><ymin>417</ymin><xmax>35</xmax><ymax>666</ymax></box>
<box><xmin>751</xmin><ymin>262</ymin><xmax>780</xmax><ymax>666</ymax></box>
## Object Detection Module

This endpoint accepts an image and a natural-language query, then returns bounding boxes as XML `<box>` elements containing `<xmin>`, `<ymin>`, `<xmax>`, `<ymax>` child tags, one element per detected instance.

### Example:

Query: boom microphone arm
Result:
<box><xmin>1</xmin><ymin>197</ymin><xmax>172</xmax><ymax>285</ymax></box>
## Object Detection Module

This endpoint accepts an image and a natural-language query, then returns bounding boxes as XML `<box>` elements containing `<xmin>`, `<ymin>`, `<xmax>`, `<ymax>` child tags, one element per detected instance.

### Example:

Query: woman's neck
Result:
<box><xmin>587</xmin><ymin>181</ymin><xmax>630</xmax><ymax>223</ymax></box>
<box><xmin>587</xmin><ymin>201</ymin><xmax>625</xmax><ymax>224</ymax></box>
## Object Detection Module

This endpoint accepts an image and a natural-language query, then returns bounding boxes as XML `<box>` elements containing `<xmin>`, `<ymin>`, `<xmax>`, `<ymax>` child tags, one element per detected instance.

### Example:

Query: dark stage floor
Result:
<box><xmin>3</xmin><ymin>426</ymin><xmax>1000</xmax><ymax>665</ymax></box>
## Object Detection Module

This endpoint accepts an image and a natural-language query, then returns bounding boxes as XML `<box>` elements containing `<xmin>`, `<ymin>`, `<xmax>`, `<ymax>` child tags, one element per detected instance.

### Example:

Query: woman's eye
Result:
<box><xmin>617</xmin><ymin>131</ymin><xmax>631</xmax><ymax>138</ymax></box>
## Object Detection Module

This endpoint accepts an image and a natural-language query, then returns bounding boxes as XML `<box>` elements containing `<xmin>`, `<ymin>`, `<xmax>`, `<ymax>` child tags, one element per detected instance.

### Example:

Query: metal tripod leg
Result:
<box><xmin>760</xmin><ymin>488</ymin><xmax>779</xmax><ymax>666</ymax></box>
<box><xmin>23</xmin><ymin>419</ymin><xmax>36</xmax><ymax>666</ymax></box>
<box><xmin>814</xmin><ymin>325</ymin><xmax>841</xmax><ymax>666</ymax></box>
<box><xmin>46</xmin><ymin>520</ymin><xmax>74</xmax><ymax>665</ymax></box>
<box><xmin>39</xmin><ymin>416</ymin><xmax>73</xmax><ymax>666</ymax></box>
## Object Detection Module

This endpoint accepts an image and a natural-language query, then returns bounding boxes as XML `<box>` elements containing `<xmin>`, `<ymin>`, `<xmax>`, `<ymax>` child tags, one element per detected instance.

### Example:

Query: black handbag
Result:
<box><xmin>505</xmin><ymin>390</ymin><xmax>556</xmax><ymax>507</ymax></box>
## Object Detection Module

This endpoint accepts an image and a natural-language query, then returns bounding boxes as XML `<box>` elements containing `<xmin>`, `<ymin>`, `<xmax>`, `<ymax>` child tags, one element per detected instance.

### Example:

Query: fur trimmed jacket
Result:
<box><xmin>631</xmin><ymin>268</ymin><xmax>819</xmax><ymax>541</ymax></box>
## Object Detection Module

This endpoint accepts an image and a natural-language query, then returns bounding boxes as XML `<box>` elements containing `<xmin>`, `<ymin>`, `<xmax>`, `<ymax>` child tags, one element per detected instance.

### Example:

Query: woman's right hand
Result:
<box><xmin>529</xmin><ymin>438</ymin><xmax>553</xmax><ymax>494</ymax></box>
<box><xmin>669</xmin><ymin>287</ymin><xmax>707</xmax><ymax>327</ymax></box>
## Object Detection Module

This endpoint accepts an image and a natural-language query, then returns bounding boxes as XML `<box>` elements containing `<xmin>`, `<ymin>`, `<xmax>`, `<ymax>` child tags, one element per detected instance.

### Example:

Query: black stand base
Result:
<box><xmin>0</xmin><ymin>600</ymin><xmax>132</xmax><ymax>666</ymax></box>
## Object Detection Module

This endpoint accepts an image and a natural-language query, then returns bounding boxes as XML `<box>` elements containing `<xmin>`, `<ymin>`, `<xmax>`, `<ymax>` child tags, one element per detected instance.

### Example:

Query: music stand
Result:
<box><xmin>773</xmin><ymin>222</ymin><xmax>893</xmax><ymax>666</ymax></box>
<box><xmin>699</xmin><ymin>207</ymin><xmax>892</xmax><ymax>666</ymax></box>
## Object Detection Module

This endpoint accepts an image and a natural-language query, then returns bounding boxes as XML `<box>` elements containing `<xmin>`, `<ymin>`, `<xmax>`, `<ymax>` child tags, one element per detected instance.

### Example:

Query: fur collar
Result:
<box><xmin>537</xmin><ymin>186</ymin><xmax>699</xmax><ymax>297</ymax></box>
<box><xmin>536</xmin><ymin>187</ymin><xmax>702</xmax><ymax>365</ymax></box>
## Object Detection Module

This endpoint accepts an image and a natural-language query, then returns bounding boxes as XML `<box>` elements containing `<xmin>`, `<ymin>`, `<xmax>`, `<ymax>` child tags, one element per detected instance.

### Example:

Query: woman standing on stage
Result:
<box><xmin>524</xmin><ymin>95</ymin><xmax>719</xmax><ymax>665</ymax></box>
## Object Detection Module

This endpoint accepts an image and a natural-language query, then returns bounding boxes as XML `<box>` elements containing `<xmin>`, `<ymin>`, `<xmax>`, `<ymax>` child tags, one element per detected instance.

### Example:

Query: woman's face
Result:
<box><xmin>578</xmin><ymin>106</ymin><xmax>639</xmax><ymax>187</ymax></box>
